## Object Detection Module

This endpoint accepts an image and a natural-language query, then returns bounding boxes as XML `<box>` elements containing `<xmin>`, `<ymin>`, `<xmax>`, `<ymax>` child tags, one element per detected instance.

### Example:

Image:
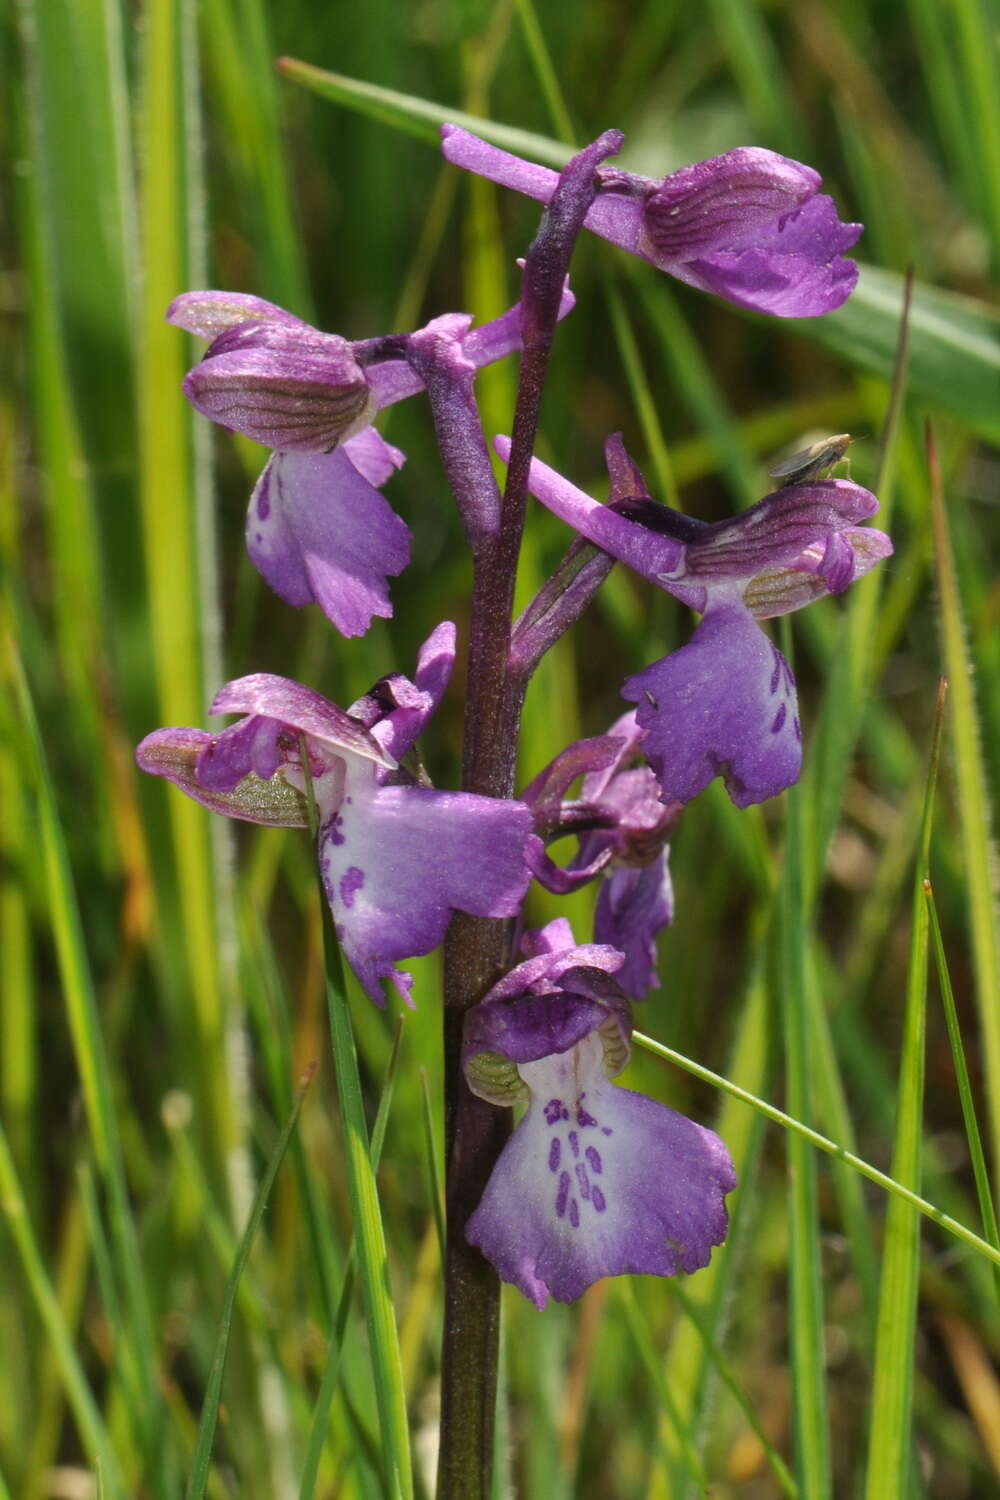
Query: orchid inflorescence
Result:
<box><xmin>138</xmin><ymin>123</ymin><xmax>889</xmax><ymax>1315</ymax></box>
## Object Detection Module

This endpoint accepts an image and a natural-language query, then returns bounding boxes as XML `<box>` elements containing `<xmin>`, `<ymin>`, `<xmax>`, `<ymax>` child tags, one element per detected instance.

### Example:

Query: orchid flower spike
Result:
<box><xmin>495</xmin><ymin>434</ymin><xmax>892</xmax><ymax>809</ymax></box>
<box><xmin>167</xmin><ymin>286</ymin><xmax>574</xmax><ymax>636</ymax></box>
<box><xmin>522</xmin><ymin>711</ymin><xmax>679</xmax><ymax>998</ymax></box>
<box><xmin>442</xmin><ymin>125</ymin><xmax>861</xmax><ymax>317</ymax></box>
<box><xmin>136</xmin><ymin>623</ymin><xmax>535</xmax><ymax>1006</ymax></box>
<box><xmin>463</xmin><ymin>919</ymin><xmax>736</xmax><ymax>1308</ymax></box>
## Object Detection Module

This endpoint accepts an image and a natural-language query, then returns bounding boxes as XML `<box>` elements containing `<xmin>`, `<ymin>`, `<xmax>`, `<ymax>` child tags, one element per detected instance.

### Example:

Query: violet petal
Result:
<box><xmin>594</xmin><ymin>857</ymin><xmax>674</xmax><ymax>1001</ymax></box>
<box><xmin>246</xmin><ymin>450</ymin><xmax>410</xmax><ymax>638</ymax></box>
<box><xmin>624</xmin><ymin>602</ymin><xmax>802</xmax><ymax>808</ymax></box>
<box><xmin>211</xmin><ymin>673</ymin><xmax>395</xmax><ymax>768</ymax></box>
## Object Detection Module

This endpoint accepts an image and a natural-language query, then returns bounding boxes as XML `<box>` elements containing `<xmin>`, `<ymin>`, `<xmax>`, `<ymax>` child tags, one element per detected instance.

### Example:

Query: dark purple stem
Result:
<box><xmin>419</xmin><ymin>131</ymin><xmax>623</xmax><ymax>1500</ymax></box>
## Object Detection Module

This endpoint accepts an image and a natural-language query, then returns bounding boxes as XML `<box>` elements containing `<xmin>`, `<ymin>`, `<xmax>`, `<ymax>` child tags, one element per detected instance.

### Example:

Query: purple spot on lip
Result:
<box><xmin>771</xmin><ymin>703</ymin><xmax>787</xmax><ymax>734</ymax></box>
<box><xmin>548</xmin><ymin>1138</ymin><xmax>561</xmax><ymax>1173</ymax></box>
<box><xmin>770</xmin><ymin>651</ymin><xmax>781</xmax><ymax>693</ymax></box>
<box><xmin>339</xmin><ymin>866</ymin><xmax>365</xmax><ymax>908</ymax></box>
<box><xmin>602</xmin><ymin>1126</ymin><xmax>613</xmax><ymax>1137</ymax></box>
<box><xmin>577</xmin><ymin>1107</ymin><xmax>598</xmax><ymax>1128</ymax></box>
<box><xmin>569</xmin><ymin>1131</ymin><xmax>579</xmax><ymax>1158</ymax></box>
<box><xmin>555</xmin><ymin>1170</ymin><xmax>570</xmax><ymax>1219</ymax></box>
<box><xmin>569</xmin><ymin>1198</ymin><xmax>580</xmax><ymax>1229</ymax></box>
<box><xmin>256</xmin><ymin>472</ymin><xmax>271</xmax><ymax>520</ymax></box>
<box><xmin>586</xmin><ymin>1146</ymin><xmax>602</xmax><ymax>1174</ymax></box>
<box><xmin>575</xmin><ymin>1164</ymin><xmax>591</xmax><ymax>1200</ymax></box>
<box><xmin>327</xmin><ymin>815</ymin><xmax>346</xmax><ymax>846</ymax></box>
<box><xmin>544</xmin><ymin>1098</ymin><xmax>567</xmax><ymax>1126</ymax></box>
<box><xmin>592</xmin><ymin>1186</ymin><xmax>606</xmax><ymax>1213</ymax></box>
<box><xmin>793</xmin><ymin>716</ymin><xmax>802</xmax><ymax>742</ymax></box>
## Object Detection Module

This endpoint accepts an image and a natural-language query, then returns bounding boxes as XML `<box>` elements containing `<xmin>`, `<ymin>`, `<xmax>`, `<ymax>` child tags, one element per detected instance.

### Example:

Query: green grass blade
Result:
<box><xmin>929</xmin><ymin>425</ymin><xmax>1000</xmax><ymax>1195</ymax></box>
<box><xmin>951</xmin><ymin>0</ymin><xmax>1000</xmax><ymax>270</ymax></box>
<box><xmin>668</xmin><ymin>1279</ymin><xmax>799</xmax><ymax>1500</ymax></box>
<box><xmin>0</xmin><ymin>1122</ymin><xmax>124</xmax><ymax>1499</ymax></box>
<box><xmin>618</xmin><ymin>1283</ymin><xmax>707</xmax><ymax>1489</ymax></box>
<box><xmin>8</xmin><ymin>636</ymin><xmax>169</xmax><ymax>1489</ymax></box>
<box><xmin>321</xmin><ymin>918</ymin><xmax>413</xmax><ymax>1500</ymax></box>
<box><xmin>926</xmin><ymin>886</ymin><xmax>1000</xmax><ymax>1291</ymax></box>
<box><xmin>511</xmin><ymin>0</ymin><xmax>575</xmax><ymax>147</ymax></box>
<box><xmin>790</xmin><ymin>266</ymin><xmax>1000</xmax><ymax>444</ymax></box>
<box><xmin>200</xmin><ymin>0</ymin><xmax>311</xmax><ymax>311</ymax></box>
<box><xmin>706</xmin><ymin>0</ymin><xmax>803</xmax><ymax>154</ymax></box>
<box><xmin>802</xmin><ymin>267</ymin><xmax>912</xmax><ymax>889</ymax></box>
<box><xmin>651</xmin><ymin>972</ymin><xmax>772</xmax><ymax>1496</ymax></box>
<box><xmin>184</xmin><ymin>1064</ymin><xmax>314</xmax><ymax>1500</ymax></box>
<box><xmin>779</xmin><ymin>735</ymin><xmax>830</xmax><ymax>1498</ymax></box>
<box><xmin>276</xmin><ymin>59</ymin><xmax>571</xmax><ymax>165</ymax></box>
<box><xmin>419</xmin><ymin>1067</ymin><xmax>447</xmax><ymax>1264</ymax></box>
<box><xmin>606</xmin><ymin>278</ymin><xmax>678</xmax><ymax>506</ymax></box>
<box><xmin>139</xmin><ymin>0</ymin><xmax>235</xmax><ymax>1171</ymax></box>
<box><xmin>632</xmin><ymin>1026</ymin><xmax>1000</xmax><ymax>1274</ymax></box>
<box><xmin>297</xmin><ymin>1020</ymin><xmax>405</xmax><ymax>1500</ymax></box>
<box><xmin>863</xmin><ymin>681</ymin><xmax>944</xmax><ymax>1499</ymax></box>
<box><xmin>294</xmin><ymin>727</ymin><xmax>415</xmax><ymax>1500</ymax></box>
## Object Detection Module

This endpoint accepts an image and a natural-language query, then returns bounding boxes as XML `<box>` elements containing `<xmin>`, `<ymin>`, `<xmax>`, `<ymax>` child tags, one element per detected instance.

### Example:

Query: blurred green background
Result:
<box><xmin>4</xmin><ymin>0</ymin><xmax>1000</xmax><ymax>1496</ymax></box>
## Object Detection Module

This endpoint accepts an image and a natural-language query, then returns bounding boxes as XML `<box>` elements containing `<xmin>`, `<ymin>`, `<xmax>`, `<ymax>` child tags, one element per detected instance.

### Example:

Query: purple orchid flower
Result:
<box><xmin>136</xmin><ymin>622</ymin><xmax>535</xmax><ymax>1006</ymax></box>
<box><xmin>462</xmin><ymin>919</ymin><xmax>736</xmax><ymax>1308</ymax></box>
<box><xmin>168</xmin><ymin>289</ymin><xmax>573</xmax><ymax>637</ymax></box>
<box><xmin>441</xmin><ymin>126</ymin><xmax>861</xmax><ymax>316</ymax></box>
<box><xmin>523</xmin><ymin>711</ymin><xmax>679</xmax><ymax>998</ymax></box>
<box><xmin>496</xmin><ymin>434</ymin><xmax>892</xmax><ymax>809</ymax></box>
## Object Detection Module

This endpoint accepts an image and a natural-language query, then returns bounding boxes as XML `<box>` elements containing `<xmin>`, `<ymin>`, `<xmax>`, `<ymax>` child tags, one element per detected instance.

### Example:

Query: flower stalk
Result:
<box><xmin>433</xmin><ymin>131</ymin><xmax>622</xmax><ymax>1500</ymax></box>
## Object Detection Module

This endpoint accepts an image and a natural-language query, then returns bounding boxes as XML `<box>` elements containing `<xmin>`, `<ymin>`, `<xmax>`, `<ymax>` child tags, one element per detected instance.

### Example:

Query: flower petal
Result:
<box><xmin>742</xmin><ymin>525</ymin><xmax>893</xmax><ymax>618</ymax></box>
<box><xmin>371</xmin><ymin>621</ymin><xmax>457</xmax><ymax>763</ymax></box>
<box><xmin>136</xmin><ymin>726</ymin><xmax>309</xmax><ymax>827</ymax></box>
<box><xmin>467</xmin><ymin>1062</ymin><xmax>736</xmax><ymax>1308</ymax></box>
<box><xmin>624</xmin><ymin>602</ymin><xmax>802</xmax><ymax>808</ymax></box>
<box><xmin>320</xmin><ymin>774</ymin><xmax>534</xmax><ymax>1006</ymax></box>
<box><xmin>641</xmin><ymin>147</ymin><xmax>819</xmax><ymax>260</ymax></box>
<box><xmin>677</xmin><ymin>193</ymin><xmax>861</xmax><ymax>316</ymax></box>
<box><xmin>246</xmin><ymin>450</ymin><xmax>411</xmax><ymax>638</ymax></box>
<box><xmin>484</xmin><ymin>938</ymin><xmax>626</xmax><ymax>1005</ymax></box>
<box><xmin>184</xmin><ymin>324</ymin><xmax>375</xmax><ymax>452</ymax></box>
<box><xmin>493</xmin><ymin>438</ymin><xmax>685</xmax><ymax>582</ymax></box>
<box><xmin>594</xmin><ymin>857</ymin><xmax>674</xmax><ymax>1001</ymax></box>
<box><xmin>341</xmin><ymin>428</ymin><xmax>406</xmax><ymax>487</ymax></box>
<box><xmin>211</xmin><ymin>673</ymin><xmax>395</xmax><ymax>768</ymax></box>
<box><xmin>166</xmin><ymin>290</ymin><xmax>308</xmax><ymax>339</ymax></box>
<box><xmin>681</xmin><ymin>478</ymin><xmax>878</xmax><ymax>582</ymax></box>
